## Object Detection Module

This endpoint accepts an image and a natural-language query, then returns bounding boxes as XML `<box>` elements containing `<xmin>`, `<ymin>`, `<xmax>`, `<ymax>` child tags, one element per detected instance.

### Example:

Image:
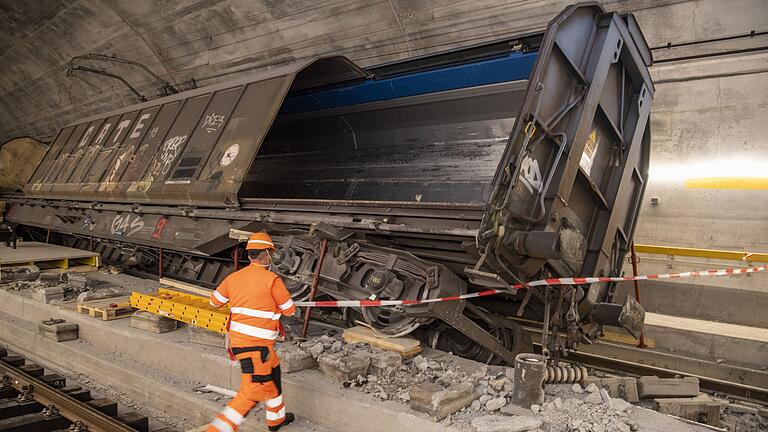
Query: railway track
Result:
<box><xmin>559</xmin><ymin>349</ymin><xmax>768</xmax><ymax>405</ymax></box>
<box><xmin>0</xmin><ymin>346</ymin><xmax>167</xmax><ymax>432</ymax></box>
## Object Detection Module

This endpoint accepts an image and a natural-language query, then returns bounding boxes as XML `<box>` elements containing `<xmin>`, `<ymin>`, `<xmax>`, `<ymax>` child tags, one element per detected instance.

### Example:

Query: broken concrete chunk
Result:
<box><xmin>0</xmin><ymin>264</ymin><xmax>39</xmax><ymax>282</ymax></box>
<box><xmin>638</xmin><ymin>376</ymin><xmax>699</xmax><ymax>399</ymax></box>
<box><xmin>584</xmin><ymin>377</ymin><xmax>639</xmax><ymax>403</ymax></box>
<box><xmin>410</xmin><ymin>381</ymin><xmax>478</xmax><ymax>420</ymax></box>
<box><xmin>276</xmin><ymin>345</ymin><xmax>317</xmax><ymax>373</ymax></box>
<box><xmin>309</xmin><ymin>342</ymin><xmax>325</xmax><ymax>358</ymax></box>
<box><xmin>585</xmin><ymin>391</ymin><xmax>603</xmax><ymax>405</ymax></box>
<box><xmin>359</xmin><ymin>349</ymin><xmax>402</xmax><ymax>375</ymax></box>
<box><xmin>76</xmin><ymin>287</ymin><xmax>123</xmax><ymax>303</ymax></box>
<box><xmin>655</xmin><ymin>394</ymin><xmax>727</xmax><ymax>427</ymax></box>
<box><xmin>39</xmin><ymin>272</ymin><xmax>65</xmax><ymax>286</ymax></box>
<box><xmin>32</xmin><ymin>286</ymin><xmax>65</xmax><ymax>303</ymax></box>
<box><xmin>317</xmin><ymin>352</ymin><xmax>370</xmax><ymax>382</ymax></box>
<box><xmin>38</xmin><ymin>321</ymin><xmax>78</xmax><ymax>342</ymax></box>
<box><xmin>130</xmin><ymin>311</ymin><xmax>177</xmax><ymax>334</ymax></box>
<box><xmin>470</xmin><ymin>415</ymin><xmax>543</xmax><ymax>432</ymax></box>
<box><xmin>67</xmin><ymin>273</ymin><xmax>88</xmax><ymax>289</ymax></box>
<box><xmin>484</xmin><ymin>397</ymin><xmax>506</xmax><ymax>411</ymax></box>
<box><xmin>585</xmin><ymin>383</ymin><xmax>599</xmax><ymax>393</ymax></box>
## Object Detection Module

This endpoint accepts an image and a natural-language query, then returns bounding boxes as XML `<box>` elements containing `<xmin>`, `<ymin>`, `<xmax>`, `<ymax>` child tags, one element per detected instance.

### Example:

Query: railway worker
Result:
<box><xmin>206</xmin><ymin>231</ymin><xmax>296</xmax><ymax>432</ymax></box>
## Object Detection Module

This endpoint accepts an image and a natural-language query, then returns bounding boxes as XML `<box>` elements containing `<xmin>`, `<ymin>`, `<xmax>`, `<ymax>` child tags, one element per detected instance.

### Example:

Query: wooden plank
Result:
<box><xmin>342</xmin><ymin>326</ymin><xmax>421</xmax><ymax>358</ymax></box>
<box><xmin>159</xmin><ymin>277</ymin><xmax>212</xmax><ymax>297</ymax></box>
<box><xmin>602</xmin><ymin>330</ymin><xmax>656</xmax><ymax>348</ymax></box>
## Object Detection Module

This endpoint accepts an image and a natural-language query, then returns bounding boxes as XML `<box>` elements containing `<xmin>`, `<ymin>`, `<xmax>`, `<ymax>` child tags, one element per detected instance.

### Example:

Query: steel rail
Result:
<box><xmin>0</xmin><ymin>360</ymin><xmax>136</xmax><ymax>432</ymax></box>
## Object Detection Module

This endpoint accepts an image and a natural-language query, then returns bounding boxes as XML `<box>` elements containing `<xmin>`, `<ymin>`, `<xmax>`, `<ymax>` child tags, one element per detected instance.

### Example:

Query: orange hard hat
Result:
<box><xmin>245</xmin><ymin>232</ymin><xmax>275</xmax><ymax>250</ymax></box>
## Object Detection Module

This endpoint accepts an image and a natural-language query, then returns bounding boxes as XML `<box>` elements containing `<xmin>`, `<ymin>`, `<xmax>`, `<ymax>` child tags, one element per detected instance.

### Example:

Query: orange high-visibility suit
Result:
<box><xmin>207</xmin><ymin>233</ymin><xmax>296</xmax><ymax>432</ymax></box>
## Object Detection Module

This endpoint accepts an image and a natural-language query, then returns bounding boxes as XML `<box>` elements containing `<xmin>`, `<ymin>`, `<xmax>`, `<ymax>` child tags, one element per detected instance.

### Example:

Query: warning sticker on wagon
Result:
<box><xmin>580</xmin><ymin>129</ymin><xmax>600</xmax><ymax>174</ymax></box>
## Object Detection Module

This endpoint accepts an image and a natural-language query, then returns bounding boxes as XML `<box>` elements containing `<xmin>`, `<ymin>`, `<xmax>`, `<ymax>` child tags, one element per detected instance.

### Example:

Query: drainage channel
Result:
<box><xmin>0</xmin><ymin>346</ymin><xmax>177</xmax><ymax>432</ymax></box>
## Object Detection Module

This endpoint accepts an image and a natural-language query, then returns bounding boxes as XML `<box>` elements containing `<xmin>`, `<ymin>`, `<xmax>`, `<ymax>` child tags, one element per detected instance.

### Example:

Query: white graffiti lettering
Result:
<box><xmin>113</xmin><ymin>119</ymin><xmax>132</xmax><ymax>143</ymax></box>
<box><xmin>202</xmin><ymin>112</ymin><xmax>225</xmax><ymax>133</ymax></box>
<box><xmin>78</xmin><ymin>126</ymin><xmax>95</xmax><ymax>147</ymax></box>
<box><xmin>148</xmin><ymin>126</ymin><xmax>159</xmax><ymax>139</ymax></box>
<box><xmin>95</xmin><ymin>123</ymin><xmax>112</xmax><ymax>145</ymax></box>
<box><xmin>130</xmin><ymin>113</ymin><xmax>152</xmax><ymax>139</ymax></box>
<box><xmin>519</xmin><ymin>155</ymin><xmax>543</xmax><ymax>194</ymax></box>
<box><xmin>110</xmin><ymin>214</ymin><xmax>144</xmax><ymax>236</ymax></box>
<box><xmin>159</xmin><ymin>135</ymin><xmax>187</xmax><ymax>175</ymax></box>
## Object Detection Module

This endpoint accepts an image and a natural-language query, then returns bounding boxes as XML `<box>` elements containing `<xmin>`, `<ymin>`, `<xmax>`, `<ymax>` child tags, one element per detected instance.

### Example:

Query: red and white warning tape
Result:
<box><xmin>294</xmin><ymin>265</ymin><xmax>768</xmax><ymax>308</ymax></box>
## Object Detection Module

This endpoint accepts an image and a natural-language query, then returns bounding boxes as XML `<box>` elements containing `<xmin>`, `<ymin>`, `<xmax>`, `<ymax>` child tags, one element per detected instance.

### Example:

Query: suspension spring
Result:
<box><xmin>544</xmin><ymin>364</ymin><xmax>589</xmax><ymax>384</ymax></box>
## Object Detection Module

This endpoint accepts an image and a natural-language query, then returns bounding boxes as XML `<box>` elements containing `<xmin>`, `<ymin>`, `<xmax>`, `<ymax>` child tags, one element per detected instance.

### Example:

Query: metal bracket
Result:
<box><xmin>337</xmin><ymin>243</ymin><xmax>360</xmax><ymax>264</ymax></box>
<box><xmin>69</xmin><ymin>420</ymin><xmax>89</xmax><ymax>431</ymax></box>
<box><xmin>42</xmin><ymin>404</ymin><xmax>59</xmax><ymax>417</ymax></box>
<box><xmin>17</xmin><ymin>384</ymin><xmax>33</xmax><ymax>402</ymax></box>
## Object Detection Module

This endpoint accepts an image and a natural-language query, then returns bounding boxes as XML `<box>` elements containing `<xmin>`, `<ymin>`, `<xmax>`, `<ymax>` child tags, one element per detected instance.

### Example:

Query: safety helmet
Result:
<box><xmin>245</xmin><ymin>232</ymin><xmax>275</xmax><ymax>251</ymax></box>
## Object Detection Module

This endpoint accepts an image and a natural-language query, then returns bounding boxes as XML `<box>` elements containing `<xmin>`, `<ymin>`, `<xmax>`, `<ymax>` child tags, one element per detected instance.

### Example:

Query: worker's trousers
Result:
<box><xmin>208</xmin><ymin>345</ymin><xmax>286</xmax><ymax>432</ymax></box>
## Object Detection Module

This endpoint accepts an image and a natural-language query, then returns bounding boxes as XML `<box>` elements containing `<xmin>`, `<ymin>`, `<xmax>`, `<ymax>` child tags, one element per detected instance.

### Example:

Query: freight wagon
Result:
<box><xmin>8</xmin><ymin>3</ymin><xmax>654</xmax><ymax>364</ymax></box>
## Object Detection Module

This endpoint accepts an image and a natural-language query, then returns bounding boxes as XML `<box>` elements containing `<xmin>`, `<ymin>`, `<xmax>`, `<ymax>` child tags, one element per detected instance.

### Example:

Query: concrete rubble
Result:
<box><xmin>584</xmin><ymin>377</ymin><xmax>640</xmax><ymax>403</ymax></box>
<box><xmin>282</xmin><ymin>330</ymin><xmax>768</xmax><ymax>431</ymax></box>
<box><xmin>276</xmin><ymin>333</ymin><xmax>736</xmax><ymax>432</ymax></box>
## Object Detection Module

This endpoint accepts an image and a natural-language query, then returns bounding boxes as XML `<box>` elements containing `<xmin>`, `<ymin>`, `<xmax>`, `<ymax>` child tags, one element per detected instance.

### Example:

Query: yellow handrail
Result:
<box><xmin>633</xmin><ymin>244</ymin><xmax>768</xmax><ymax>263</ymax></box>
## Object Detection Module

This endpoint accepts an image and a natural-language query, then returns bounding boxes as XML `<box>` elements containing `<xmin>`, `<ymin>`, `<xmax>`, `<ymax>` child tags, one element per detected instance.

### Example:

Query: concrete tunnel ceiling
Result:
<box><xmin>0</xmin><ymin>0</ymin><xmax>766</xmax><ymax>145</ymax></box>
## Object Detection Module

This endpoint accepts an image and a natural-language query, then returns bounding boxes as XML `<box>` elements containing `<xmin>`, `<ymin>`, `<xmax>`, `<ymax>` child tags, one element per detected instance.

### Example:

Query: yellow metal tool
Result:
<box><xmin>130</xmin><ymin>288</ymin><xmax>229</xmax><ymax>334</ymax></box>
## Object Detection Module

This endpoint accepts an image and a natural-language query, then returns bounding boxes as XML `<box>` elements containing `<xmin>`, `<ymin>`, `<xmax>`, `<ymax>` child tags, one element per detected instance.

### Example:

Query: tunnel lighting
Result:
<box><xmin>649</xmin><ymin>158</ymin><xmax>768</xmax><ymax>189</ymax></box>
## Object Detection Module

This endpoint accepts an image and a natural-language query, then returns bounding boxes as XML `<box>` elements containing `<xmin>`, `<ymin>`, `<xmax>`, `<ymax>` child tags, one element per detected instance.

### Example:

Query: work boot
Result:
<box><xmin>268</xmin><ymin>412</ymin><xmax>295</xmax><ymax>431</ymax></box>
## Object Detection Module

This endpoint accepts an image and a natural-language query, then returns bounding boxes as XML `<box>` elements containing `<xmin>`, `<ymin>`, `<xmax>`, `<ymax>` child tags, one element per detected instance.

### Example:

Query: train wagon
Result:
<box><xmin>8</xmin><ymin>3</ymin><xmax>654</xmax><ymax>364</ymax></box>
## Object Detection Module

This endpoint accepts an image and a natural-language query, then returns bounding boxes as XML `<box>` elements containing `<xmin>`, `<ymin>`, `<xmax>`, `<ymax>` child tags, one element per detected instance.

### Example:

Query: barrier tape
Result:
<box><xmin>294</xmin><ymin>264</ymin><xmax>768</xmax><ymax>308</ymax></box>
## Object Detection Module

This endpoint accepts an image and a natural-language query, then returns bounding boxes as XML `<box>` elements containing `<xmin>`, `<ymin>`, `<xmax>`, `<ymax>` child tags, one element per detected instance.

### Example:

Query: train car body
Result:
<box><xmin>8</xmin><ymin>4</ymin><xmax>653</xmax><ymax>363</ymax></box>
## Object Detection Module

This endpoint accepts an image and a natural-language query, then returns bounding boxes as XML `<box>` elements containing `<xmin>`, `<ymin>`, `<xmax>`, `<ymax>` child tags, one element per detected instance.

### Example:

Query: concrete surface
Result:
<box><xmin>0</xmin><ymin>286</ymin><xmax>465</xmax><ymax>432</ymax></box>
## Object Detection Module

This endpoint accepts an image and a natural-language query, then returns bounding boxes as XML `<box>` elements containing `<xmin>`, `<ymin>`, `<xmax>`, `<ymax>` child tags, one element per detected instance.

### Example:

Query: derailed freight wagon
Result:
<box><xmin>9</xmin><ymin>4</ymin><xmax>653</xmax><ymax>364</ymax></box>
